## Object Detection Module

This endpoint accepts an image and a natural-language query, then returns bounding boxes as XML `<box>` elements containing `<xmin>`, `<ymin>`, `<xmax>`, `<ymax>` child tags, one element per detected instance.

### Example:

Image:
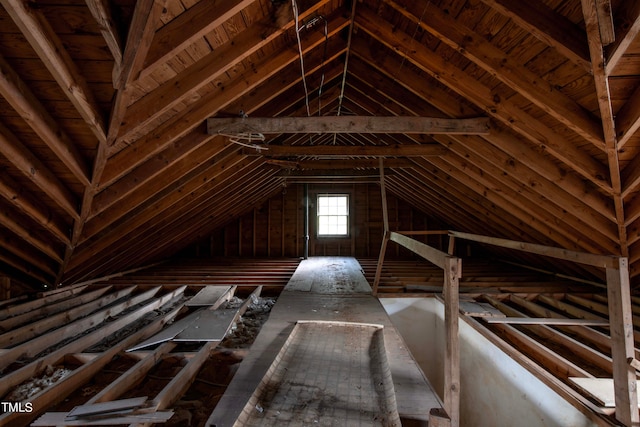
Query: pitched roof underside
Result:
<box><xmin>0</xmin><ymin>0</ymin><xmax>639</xmax><ymax>288</ymax></box>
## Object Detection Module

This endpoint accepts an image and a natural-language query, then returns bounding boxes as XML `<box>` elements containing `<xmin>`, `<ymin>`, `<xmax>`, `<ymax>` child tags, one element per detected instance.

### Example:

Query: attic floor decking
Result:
<box><xmin>207</xmin><ymin>257</ymin><xmax>440</xmax><ymax>427</ymax></box>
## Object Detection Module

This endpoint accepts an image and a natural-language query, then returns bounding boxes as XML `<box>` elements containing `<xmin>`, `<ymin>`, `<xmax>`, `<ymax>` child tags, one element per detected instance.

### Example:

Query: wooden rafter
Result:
<box><xmin>116</xmin><ymin>5</ymin><xmax>346</xmax><ymax>146</ymax></box>
<box><xmin>141</xmin><ymin>0</ymin><xmax>256</xmax><ymax>78</ymax></box>
<box><xmin>353</xmin><ymin>14</ymin><xmax>613</xmax><ymax>194</ymax></box>
<box><xmin>0</xmin><ymin>53</ymin><xmax>90</xmax><ymax>186</ymax></box>
<box><xmin>107</xmin><ymin>0</ymin><xmax>166</xmax><ymax>144</ymax></box>
<box><xmin>383</xmin><ymin>0</ymin><xmax>605</xmax><ymax>150</ymax></box>
<box><xmin>605</xmin><ymin>1</ymin><xmax>640</xmax><ymax>73</ymax></box>
<box><xmin>0</xmin><ymin>173</ymin><xmax>70</xmax><ymax>244</ymax></box>
<box><xmin>0</xmin><ymin>0</ymin><xmax>107</xmax><ymax>145</ymax></box>
<box><xmin>0</xmin><ymin>121</ymin><xmax>79</xmax><ymax>220</ymax></box>
<box><xmin>477</xmin><ymin>0</ymin><xmax>591</xmax><ymax>72</ymax></box>
<box><xmin>581</xmin><ymin>0</ymin><xmax>627</xmax><ymax>257</ymax></box>
<box><xmin>208</xmin><ymin>116</ymin><xmax>490</xmax><ymax>135</ymax></box>
<box><xmin>85</xmin><ymin>0</ymin><xmax>124</xmax><ymax>67</ymax></box>
<box><xmin>614</xmin><ymin>84</ymin><xmax>640</xmax><ymax>149</ymax></box>
<box><xmin>595</xmin><ymin>0</ymin><xmax>615</xmax><ymax>45</ymax></box>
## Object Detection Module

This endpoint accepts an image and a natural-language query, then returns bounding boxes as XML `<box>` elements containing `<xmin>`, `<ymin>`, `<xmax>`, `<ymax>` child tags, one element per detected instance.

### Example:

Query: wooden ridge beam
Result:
<box><xmin>246</xmin><ymin>143</ymin><xmax>447</xmax><ymax>157</ymax></box>
<box><xmin>266</xmin><ymin>158</ymin><xmax>414</xmax><ymax>169</ymax></box>
<box><xmin>0</xmin><ymin>54</ymin><xmax>90</xmax><ymax>187</ymax></box>
<box><xmin>208</xmin><ymin>116</ymin><xmax>490</xmax><ymax>135</ymax></box>
<box><xmin>0</xmin><ymin>0</ymin><xmax>107</xmax><ymax>145</ymax></box>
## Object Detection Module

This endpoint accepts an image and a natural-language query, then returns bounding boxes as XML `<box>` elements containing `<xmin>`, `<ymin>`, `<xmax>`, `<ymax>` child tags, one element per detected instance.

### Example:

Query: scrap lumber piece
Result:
<box><xmin>458</xmin><ymin>300</ymin><xmax>506</xmax><ymax>317</ymax></box>
<box><xmin>67</xmin><ymin>396</ymin><xmax>148</xmax><ymax>419</ymax></box>
<box><xmin>186</xmin><ymin>285</ymin><xmax>233</xmax><ymax>306</ymax></box>
<box><xmin>32</xmin><ymin>411</ymin><xmax>173</xmax><ymax>425</ymax></box>
<box><xmin>569</xmin><ymin>377</ymin><xmax>640</xmax><ymax>408</ymax></box>
<box><xmin>173</xmin><ymin>309</ymin><xmax>237</xmax><ymax>341</ymax></box>
<box><xmin>127</xmin><ymin>309</ymin><xmax>204</xmax><ymax>351</ymax></box>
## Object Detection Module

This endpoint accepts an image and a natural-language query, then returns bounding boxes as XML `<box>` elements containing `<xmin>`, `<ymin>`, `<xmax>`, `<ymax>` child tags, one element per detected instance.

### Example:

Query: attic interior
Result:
<box><xmin>1</xmin><ymin>0</ymin><xmax>640</xmax><ymax>425</ymax></box>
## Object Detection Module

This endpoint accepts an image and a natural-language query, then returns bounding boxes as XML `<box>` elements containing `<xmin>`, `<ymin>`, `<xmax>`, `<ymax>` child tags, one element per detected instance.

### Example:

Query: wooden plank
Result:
<box><xmin>458</xmin><ymin>300</ymin><xmax>506</xmax><ymax>318</ymax></box>
<box><xmin>32</xmin><ymin>411</ymin><xmax>173</xmax><ymax>425</ymax></box>
<box><xmin>173</xmin><ymin>309</ymin><xmax>237</xmax><ymax>341</ymax></box>
<box><xmin>127</xmin><ymin>309</ymin><xmax>204</xmax><ymax>351</ymax></box>
<box><xmin>569</xmin><ymin>377</ymin><xmax>640</xmax><ymax>408</ymax></box>
<box><xmin>85</xmin><ymin>0</ymin><xmax>123</xmax><ymax>66</ymax></box>
<box><xmin>449</xmin><ymin>231</ymin><xmax>620</xmax><ymax>268</ymax></box>
<box><xmin>67</xmin><ymin>396</ymin><xmax>147</xmax><ymax>418</ymax></box>
<box><xmin>484</xmin><ymin>317</ymin><xmax>609</xmax><ymax>325</ymax></box>
<box><xmin>186</xmin><ymin>285</ymin><xmax>233</xmax><ymax>306</ymax></box>
<box><xmin>208</xmin><ymin>116</ymin><xmax>490</xmax><ymax>135</ymax></box>
<box><xmin>390</xmin><ymin>232</ymin><xmax>450</xmax><ymax>269</ymax></box>
<box><xmin>443</xmin><ymin>257</ymin><xmax>461</xmax><ymax>427</ymax></box>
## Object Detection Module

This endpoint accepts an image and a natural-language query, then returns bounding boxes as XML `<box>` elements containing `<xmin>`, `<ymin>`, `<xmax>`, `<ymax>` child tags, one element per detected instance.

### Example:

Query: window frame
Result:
<box><xmin>316</xmin><ymin>193</ymin><xmax>350</xmax><ymax>238</ymax></box>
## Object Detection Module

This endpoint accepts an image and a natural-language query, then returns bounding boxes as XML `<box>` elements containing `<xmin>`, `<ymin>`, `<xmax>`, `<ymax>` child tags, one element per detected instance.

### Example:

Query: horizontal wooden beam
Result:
<box><xmin>267</xmin><ymin>159</ymin><xmax>414</xmax><ymax>169</ymax></box>
<box><xmin>208</xmin><ymin>116</ymin><xmax>490</xmax><ymax>135</ymax></box>
<box><xmin>484</xmin><ymin>317</ymin><xmax>609</xmax><ymax>326</ymax></box>
<box><xmin>245</xmin><ymin>144</ymin><xmax>447</xmax><ymax>157</ymax></box>
<box><xmin>449</xmin><ymin>231</ymin><xmax>620</xmax><ymax>268</ymax></box>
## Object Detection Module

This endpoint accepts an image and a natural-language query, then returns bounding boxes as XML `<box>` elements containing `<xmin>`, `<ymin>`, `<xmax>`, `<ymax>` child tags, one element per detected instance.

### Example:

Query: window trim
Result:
<box><xmin>316</xmin><ymin>193</ymin><xmax>350</xmax><ymax>238</ymax></box>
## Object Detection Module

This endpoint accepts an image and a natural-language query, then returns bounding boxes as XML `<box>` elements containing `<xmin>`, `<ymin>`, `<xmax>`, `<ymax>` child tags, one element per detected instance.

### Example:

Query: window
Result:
<box><xmin>317</xmin><ymin>194</ymin><xmax>349</xmax><ymax>236</ymax></box>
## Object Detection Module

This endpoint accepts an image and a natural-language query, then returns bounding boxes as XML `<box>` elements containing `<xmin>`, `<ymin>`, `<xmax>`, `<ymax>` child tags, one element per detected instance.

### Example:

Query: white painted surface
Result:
<box><xmin>381</xmin><ymin>298</ymin><xmax>598</xmax><ymax>427</ymax></box>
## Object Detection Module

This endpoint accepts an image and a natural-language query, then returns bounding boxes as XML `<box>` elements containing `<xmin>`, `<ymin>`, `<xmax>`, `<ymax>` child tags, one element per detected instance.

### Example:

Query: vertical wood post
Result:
<box><xmin>443</xmin><ymin>256</ymin><xmax>461</xmax><ymax>427</ymax></box>
<box><xmin>606</xmin><ymin>258</ymin><xmax>639</xmax><ymax>426</ymax></box>
<box><xmin>0</xmin><ymin>276</ymin><xmax>10</xmax><ymax>300</ymax></box>
<box><xmin>373</xmin><ymin>158</ymin><xmax>389</xmax><ymax>296</ymax></box>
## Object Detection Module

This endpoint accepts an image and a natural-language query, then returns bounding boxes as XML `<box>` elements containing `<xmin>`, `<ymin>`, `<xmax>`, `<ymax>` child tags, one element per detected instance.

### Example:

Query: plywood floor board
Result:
<box><xmin>186</xmin><ymin>285</ymin><xmax>232</xmax><ymax>306</ymax></box>
<box><xmin>206</xmin><ymin>257</ymin><xmax>441</xmax><ymax>427</ymax></box>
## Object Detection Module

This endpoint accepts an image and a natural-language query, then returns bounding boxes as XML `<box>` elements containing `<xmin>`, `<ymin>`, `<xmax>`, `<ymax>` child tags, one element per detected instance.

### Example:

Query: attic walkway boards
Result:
<box><xmin>207</xmin><ymin>256</ymin><xmax>440</xmax><ymax>426</ymax></box>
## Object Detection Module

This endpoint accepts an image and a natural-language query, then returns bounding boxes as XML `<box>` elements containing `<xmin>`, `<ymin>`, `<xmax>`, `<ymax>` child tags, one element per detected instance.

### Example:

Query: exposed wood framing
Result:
<box><xmin>250</xmin><ymin>144</ymin><xmax>447</xmax><ymax>157</ymax></box>
<box><xmin>208</xmin><ymin>116</ymin><xmax>490</xmax><ymax>135</ymax></box>
<box><xmin>0</xmin><ymin>0</ymin><xmax>107</xmax><ymax>145</ymax></box>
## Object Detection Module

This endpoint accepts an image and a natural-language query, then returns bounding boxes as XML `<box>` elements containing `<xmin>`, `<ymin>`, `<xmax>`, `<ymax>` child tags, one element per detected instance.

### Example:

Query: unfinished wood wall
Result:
<box><xmin>183</xmin><ymin>183</ymin><xmax>450</xmax><ymax>259</ymax></box>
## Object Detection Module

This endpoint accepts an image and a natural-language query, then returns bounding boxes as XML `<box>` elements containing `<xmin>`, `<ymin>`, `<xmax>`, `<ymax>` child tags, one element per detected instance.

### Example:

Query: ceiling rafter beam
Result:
<box><xmin>595</xmin><ymin>0</ymin><xmax>615</xmax><ymax>45</ymax></box>
<box><xmin>116</xmin><ymin>5</ymin><xmax>346</xmax><ymax>146</ymax></box>
<box><xmin>581</xmin><ymin>0</ymin><xmax>627</xmax><ymax>257</ymax></box>
<box><xmin>0</xmin><ymin>121</ymin><xmax>79</xmax><ymax>220</ymax></box>
<box><xmin>0</xmin><ymin>208</ymin><xmax>64</xmax><ymax>263</ymax></box>
<box><xmin>614</xmin><ymin>85</ymin><xmax>640</xmax><ymax>150</ymax></box>
<box><xmin>141</xmin><ymin>0</ymin><xmax>257</xmax><ymax>79</ymax></box>
<box><xmin>207</xmin><ymin>116</ymin><xmax>490</xmax><ymax>135</ymax></box>
<box><xmin>477</xmin><ymin>0</ymin><xmax>591</xmax><ymax>72</ymax></box>
<box><xmin>0</xmin><ymin>174</ymin><xmax>70</xmax><ymax>244</ymax></box>
<box><xmin>245</xmin><ymin>144</ymin><xmax>447</xmax><ymax>157</ymax></box>
<box><xmin>355</xmin><ymin>10</ymin><xmax>612</xmax><ymax>194</ymax></box>
<box><xmin>85</xmin><ymin>0</ymin><xmax>124</xmax><ymax>68</ymax></box>
<box><xmin>605</xmin><ymin>1</ymin><xmax>640</xmax><ymax>73</ymax></box>
<box><xmin>383</xmin><ymin>0</ymin><xmax>605</xmax><ymax>150</ymax></box>
<box><xmin>0</xmin><ymin>53</ymin><xmax>90</xmax><ymax>186</ymax></box>
<box><xmin>102</xmin><ymin>17</ymin><xmax>346</xmax><ymax>187</ymax></box>
<box><xmin>0</xmin><ymin>0</ymin><xmax>107</xmax><ymax>145</ymax></box>
<box><xmin>107</xmin><ymin>0</ymin><xmax>166</xmax><ymax>144</ymax></box>
<box><xmin>267</xmin><ymin>159</ymin><xmax>414</xmax><ymax>169</ymax></box>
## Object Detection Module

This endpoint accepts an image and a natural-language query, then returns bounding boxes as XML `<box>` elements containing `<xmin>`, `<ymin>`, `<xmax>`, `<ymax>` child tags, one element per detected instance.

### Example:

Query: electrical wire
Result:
<box><xmin>292</xmin><ymin>0</ymin><xmax>311</xmax><ymax>117</ymax></box>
